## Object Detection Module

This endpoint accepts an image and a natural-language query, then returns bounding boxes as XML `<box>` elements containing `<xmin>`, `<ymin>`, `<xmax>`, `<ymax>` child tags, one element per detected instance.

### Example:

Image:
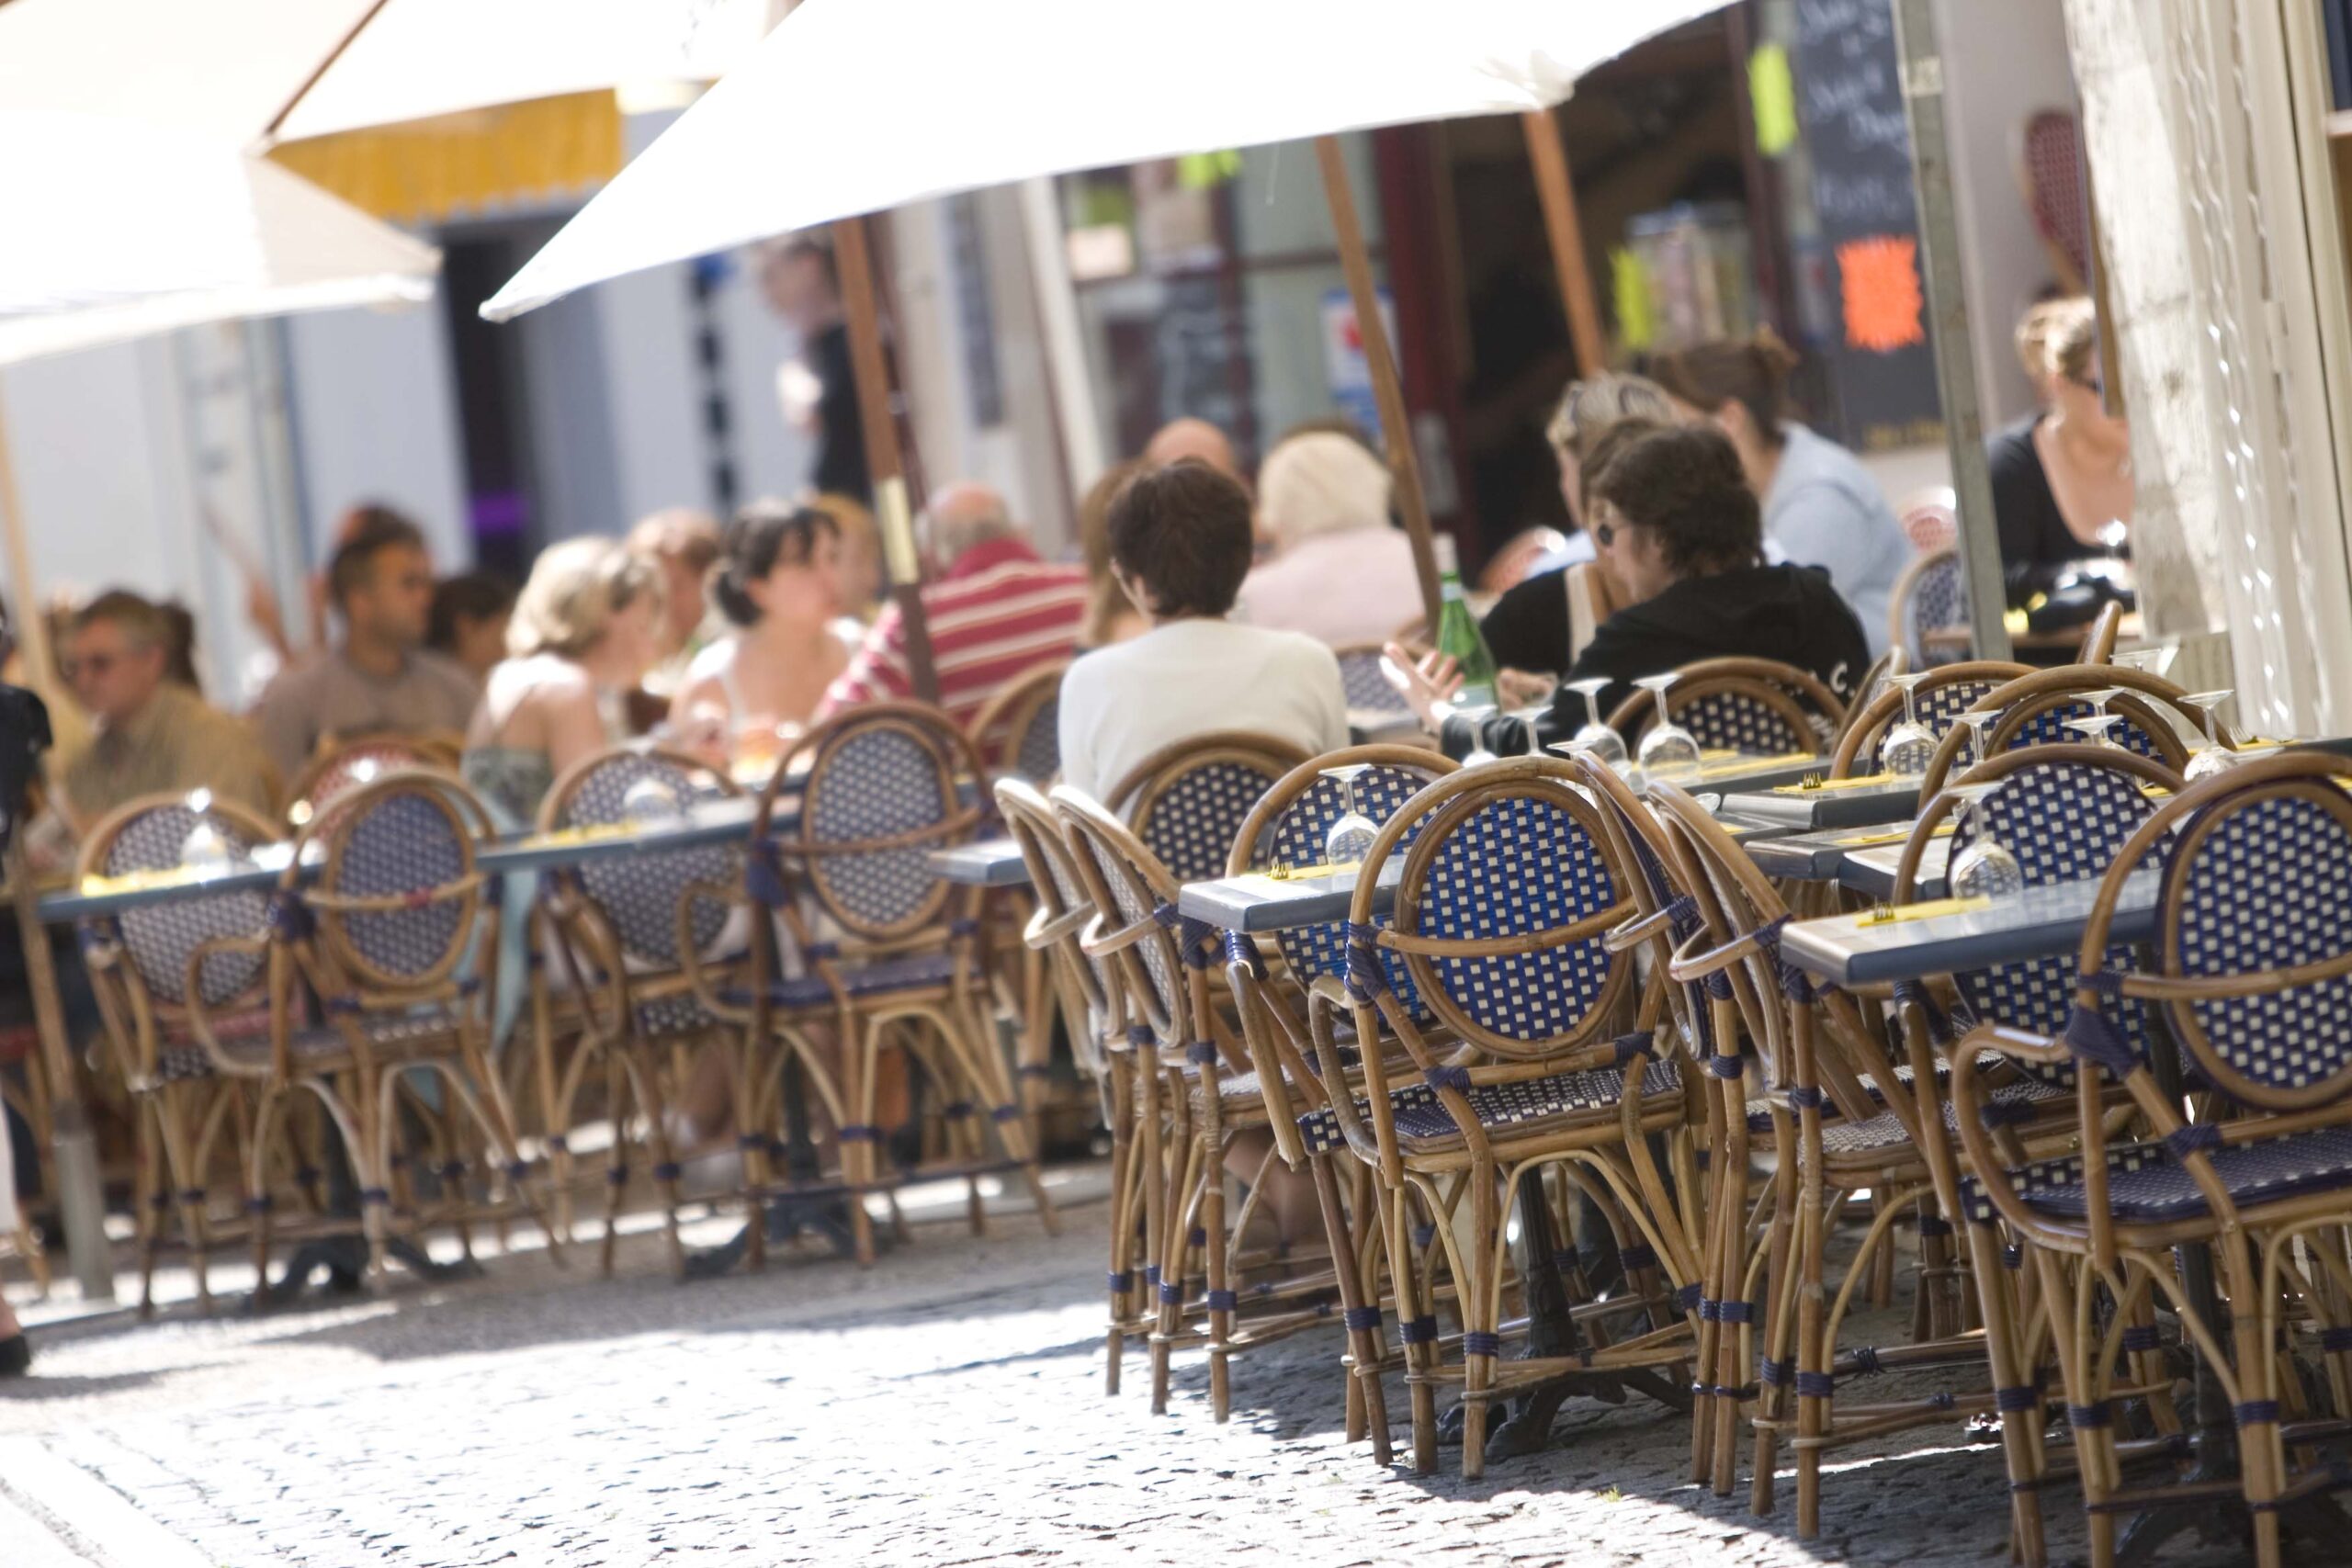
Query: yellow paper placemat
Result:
<box><xmin>1835</xmin><ymin>822</ymin><xmax>1954</xmax><ymax>849</ymax></box>
<box><xmin>1855</xmin><ymin>895</ymin><xmax>1991</xmax><ymax>926</ymax></box>
<box><xmin>522</xmin><ymin>821</ymin><xmax>636</xmax><ymax>851</ymax></box>
<box><xmin>79</xmin><ymin>866</ymin><xmax>198</xmax><ymax>897</ymax></box>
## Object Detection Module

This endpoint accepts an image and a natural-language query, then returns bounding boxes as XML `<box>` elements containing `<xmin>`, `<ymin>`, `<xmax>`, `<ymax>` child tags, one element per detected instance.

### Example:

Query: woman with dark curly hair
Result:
<box><xmin>666</xmin><ymin>500</ymin><xmax>851</xmax><ymax>755</ymax></box>
<box><xmin>1388</xmin><ymin>422</ymin><xmax>1869</xmax><ymax>760</ymax></box>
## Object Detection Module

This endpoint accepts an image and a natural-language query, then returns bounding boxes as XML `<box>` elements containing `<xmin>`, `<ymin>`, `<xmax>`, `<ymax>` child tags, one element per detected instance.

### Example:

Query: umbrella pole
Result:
<box><xmin>1316</xmin><ymin>136</ymin><xmax>1442</xmax><ymax>633</ymax></box>
<box><xmin>0</xmin><ymin>396</ymin><xmax>116</xmax><ymax>1305</ymax></box>
<box><xmin>832</xmin><ymin>215</ymin><xmax>942</xmax><ymax>704</ymax></box>
<box><xmin>1522</xmin><ymin>112</ymin><xmax>1607</xmax><ymax>380</ymax></box>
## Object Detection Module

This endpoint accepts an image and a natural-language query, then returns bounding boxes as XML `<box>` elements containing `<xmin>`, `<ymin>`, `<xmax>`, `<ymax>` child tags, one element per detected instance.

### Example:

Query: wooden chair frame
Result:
<box><xmin>74</xmin><ymin>792</ymin><xmax>288</xmax><ymax>1312</ymax></box>
<box><xmin>1829</xmin><ymin>660</ymin><xmax>2035</xmax><ymax>778</ymax></box>
<box><xmin>1307</xmin><ymin>757</ymin><xmax>1701</xmax><ymax>1478</ymax></box>
<box><xmin>1888</xmin><ymin>545</ymin><xmax>1968</xmax><ymax>664</ymax></box>
<box><xmin>1949</xmin><ymin>752</ymin><xmax>2352</xmax><ymax>1565</ymax></box>
<box><xmin>532</xmin><ymin>743</ymin><xmax>752</xmax><ymax>1277</ymax></box>
<box><xmin>1911</xmin><ymin>665</ymin><xmax>2204</xmax><ymax>796</ymax></box>
<box><xmin>967</xmin><ymin>658</ymin><xmax>1068</xmax><ymax>784</ymax></box>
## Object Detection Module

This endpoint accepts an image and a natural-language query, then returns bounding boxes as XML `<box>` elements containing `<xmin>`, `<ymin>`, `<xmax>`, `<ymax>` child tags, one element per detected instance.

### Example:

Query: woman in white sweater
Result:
<box><xmin>1058</xmin><ymin>459</ymin><xmax>1349</xmax><ymax>806</ymax></box>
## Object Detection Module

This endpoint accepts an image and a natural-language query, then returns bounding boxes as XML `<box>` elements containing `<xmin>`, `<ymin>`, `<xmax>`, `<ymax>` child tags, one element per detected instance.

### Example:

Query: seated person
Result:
<box><xmin>425</xmin><ymin>572</ymin><xmax>514</xmax><ymax>688</ymax></box>
<box><xmin>819</xmin><ymin>482</ymin><xmax>1090</xmax><ymax>729</ymax></box>
<box><xmin>670</xmin><ymin>501</ymin><xmax>852</xmax><ymax>757</ymax></box>
<box><xmin>1646</xmin><ymin>333</ymin><xmax>1908</xmax><ymax>658</ymax></box>
<box><xmin>462</xmin><ymin>539</ymin><xmax>666</xmax><ymax>828</ymax></box>
<box><xmin>1387</xmin><ymin>423</ymin><xmax>1869</xmax><ymax>760</ymax></box>
<box><xmin>1477</xmin><ymin>373</ymin><xmax>1678</xmax><ymax>675</ymax></box>
<box><xmin>252</xmin><ymin>508</ymin><xmax>481</xmax><ymax>779</ymax></box>
<box><xmin>1058</xmin><ymin>460</ymin><xmax>1349</xmax><ymax>803</ymax></box>
<box><xmin>1237</xmin><ymin>430</ymin><xmax>1422</xmax><ymax>647</ymax></box>
<box><xmin>58</xmin><ymin>590</ymin><xmax>274</xmax><ymax>829</ymax></box>
<box><xmin>1988</xmin><ymin>297</ymin><xmax>2132</xmax><ymax>608</ymax></box>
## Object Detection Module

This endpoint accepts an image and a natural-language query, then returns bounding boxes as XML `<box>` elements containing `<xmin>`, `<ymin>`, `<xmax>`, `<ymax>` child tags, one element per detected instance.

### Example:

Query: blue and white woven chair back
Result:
<box><xmin>1674</xmin><ymin>688</ymin><xmax>1809</xmax><ymax>756</ymax></box>
<box><xmin>1335</xmin><ymin>646</ymin><xmax>1410</xmax><ymax>716</ymax></box>
<box><xmin>289</xmin><ymin>739</ymin><xmax>439</xmax><ymax>829</ymax></box>
<box><xmin>1266</xmin><ymin>763</ymin><xmax>1438</xmax><ymax>1016</ymax></box>
<box><xmin>2001</xmin><ymin>697</ymin><xmax>2169</xmax><ymax>761</ymax></box>
<box><xmin>99</xmin><ymin>801</ymin><xmax>273</xmax><ymax>1013</ymax></box>
<box><xmin>1136</xmin><ymin>759</ymin><xmax>1288</xmax><ymax>887</ymax></box>
<box><xmin>555</xmin><ymin>750</ymin><xmax>738</xmax><ymax>970</ymax></box>
<box><xmin>797</xmin><ymin>709</ymin><xmax>969</xmax><ymax>938</ymax></box>
<box><xmin>1950</xmin><ymin>761</ymin><xmax>2159</xmax><ymax>1080</ymax></box>
<box><xmin>1398</xmin><ymin>783</ymin><xmax>1627</xmax><ymax>1055</ymax></box>
<box><xmin>315</xmin><ymin>779</ymin><xmax>484</xmax><ymax>991</ymax></box>
<box><xmin>2165</xmin><ymin>781</ymin><xmax>2352</xmax><ymax>1106</ymax></box>
<box><xmin>1899</xmin><ymin>549</ymin><xmax>1969</xmax><ymax>665</ymax></box>
<box><xmin>1058</xmin><ymin>804</ymin><xmax>1183</xmax><ymax>1039</ymax></box>
<box><xmin>1010</xmin><ymin>693</ymin><xmax>1062</xmax><ymax>785</ymax></box>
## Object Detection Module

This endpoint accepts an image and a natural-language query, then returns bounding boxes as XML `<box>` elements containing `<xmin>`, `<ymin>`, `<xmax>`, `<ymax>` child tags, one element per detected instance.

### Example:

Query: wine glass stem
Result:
<box><xmin>1653</xmin><ymin>688</ymin><xmax>1669</xmax><ymax>735</ymax></box>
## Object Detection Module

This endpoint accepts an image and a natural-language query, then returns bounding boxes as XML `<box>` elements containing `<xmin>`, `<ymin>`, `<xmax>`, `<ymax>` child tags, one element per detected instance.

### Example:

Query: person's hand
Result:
<box><xmin>1497</xmin><ymin>667</ymin><xmax>1555</xmax><ymax>710</ymax></box>
<box><xmin>1381</xmin><ymin>640</ymin><xmax>1463</xmax><ymax>729</ymax></box>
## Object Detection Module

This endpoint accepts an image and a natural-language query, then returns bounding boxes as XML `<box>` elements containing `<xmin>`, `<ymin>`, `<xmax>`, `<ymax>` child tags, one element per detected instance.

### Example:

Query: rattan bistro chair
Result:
<box><xmin>75</xmin><ymin>792</ymin><xmax>286</xmax><ymax>1312</ymax></box>
<box><xmin>1890</xmin><ymin>546</ymin><xmax>1970</xmax><ymax>667</ymax></box>
<box><xmin>1948</xmin><ymin>752</ymin><xmax>2352</xmax><ymax>1567</ymax></box>
<box><xmin>1829</xmin><ymin>659</ymin><xmax>2034</xmax><ymax>778</ymax></box>
<box><xmin>1604</xmin><ymin>657</ymin><xmax>1847</xmax><ymax>755</ymax></box>
<box><xmin>967</xmin><ymin>659</ymin><xmax>1068</xmax><ymax>785</ymax></box>
<box><xmin>284</xmin><ymin>731</ymin><xmax>461</xmax><ymax>830</ymax></box>
<box><xmin>734</xmin><ymin>703</ymin><xmax>1057</xmax><ymax>1267</ymax></box>
<box><xmin>187</xmin><ymin>772</ymin><xmax>556</xmax><ymax>1292</ymax></box>
<box><xmin>1309</xmin><ymin>757</ymin><xmax>1702</xmax><ymax>1479</ymax></box>
<box><xmin>1334</xmin><ymin>643</ymin><xmax>1414</xmax><ymax>717</ymax></box>
<box><xmin>534</xmin><ymin>745</ymin><xmax>750</xmax><ymax>1276</ymax></box>
<box><xmin>1057</xmin><ymin>786</ymin><xmax>1361</xmax><ymax>1421</ymax></box>
<box><xmin>1109</xmin><ymin>731</ymin><xmax>1310</xmax><ymax>886</ymax></box>
<box><xmin>1223</xmin><ymin>744</ymin><xmax>1460</xmax><ymax>1461</ymax></box>
<box><xmin>997</xmin><ymin>778</ymin><xmax>1149</xmax><ymax>1392</ymax></box>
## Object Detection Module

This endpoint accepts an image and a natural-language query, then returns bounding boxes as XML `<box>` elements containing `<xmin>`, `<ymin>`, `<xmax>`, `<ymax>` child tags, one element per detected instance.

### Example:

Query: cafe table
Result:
<box><xmin>930</xmin><ymin>839</ymin><xmax>1031</xmax><ymax>888</ymax></box>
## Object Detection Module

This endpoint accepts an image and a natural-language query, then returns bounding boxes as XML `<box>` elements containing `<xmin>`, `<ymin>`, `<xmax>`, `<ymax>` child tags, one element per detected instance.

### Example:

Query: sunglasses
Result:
<box><xmin>63</xmin><ymin>650</ymin><xmax>120</xmax><ymax>681</ymax></box>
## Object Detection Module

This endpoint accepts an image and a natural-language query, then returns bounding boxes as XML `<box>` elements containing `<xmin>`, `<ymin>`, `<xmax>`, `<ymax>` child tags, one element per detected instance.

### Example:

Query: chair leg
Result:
<box><xmin>600</xmin><ymin>1050</ymin><xmax>630</xmax><ymax>1279</ymax></box>
<box><xmin>630</xmin><ymin>1050</ymin><xmax>686</xmax><ymax>1280</ymax></box>
<box><xmin>1312</xmin><ymin>1154</ymin><xmax>1391</xmax><ymax>1465</ymax></box>
<box><xmin>1103</xmin><ymin>1060</ymin><xmax>1136</xmax><ymax>1397</ymax></box>
<box><xmin>1962</xmin><ymin>1220</ymin><xmax>2045</xmax><ymax>1567</ymax></box>
<box><xmin>1457</xmin><ymin>1168</ymin><xmax>1501</xmax><ymax>1482</ymax></box>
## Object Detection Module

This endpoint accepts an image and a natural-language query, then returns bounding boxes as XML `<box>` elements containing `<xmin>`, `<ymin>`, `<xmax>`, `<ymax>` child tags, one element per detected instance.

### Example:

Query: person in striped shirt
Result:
<box><xmin>816</xmin><ymin>482</ymin><xmax>1088</xmax><ymax>728</ymax></box>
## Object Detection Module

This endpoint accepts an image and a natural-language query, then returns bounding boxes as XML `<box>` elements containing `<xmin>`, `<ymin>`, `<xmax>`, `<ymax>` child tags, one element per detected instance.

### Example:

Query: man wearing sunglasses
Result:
<box><xmin>58</xmin><ymin>591</ymin><xmax>272</xmax><ymax>830</ymax></box>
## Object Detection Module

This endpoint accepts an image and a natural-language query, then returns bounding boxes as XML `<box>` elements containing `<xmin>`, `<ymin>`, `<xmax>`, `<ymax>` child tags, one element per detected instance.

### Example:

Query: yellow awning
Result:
<box><xmin>269</xmin><ymin>90</ymin><xmax>622</xmax><ymax>228</ymax></box>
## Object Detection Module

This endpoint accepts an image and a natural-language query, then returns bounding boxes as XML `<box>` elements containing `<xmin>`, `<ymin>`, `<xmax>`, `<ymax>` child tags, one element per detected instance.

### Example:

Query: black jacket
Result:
<box><xmin>1441</xmin><ymin>563</ymin><xmax>1869</xmax><ymax>758</ymax></box>
<box><xmin>1478</xmin><ymin>566</ymin><xmax>1573</xmax><ymax>675</ymax></box>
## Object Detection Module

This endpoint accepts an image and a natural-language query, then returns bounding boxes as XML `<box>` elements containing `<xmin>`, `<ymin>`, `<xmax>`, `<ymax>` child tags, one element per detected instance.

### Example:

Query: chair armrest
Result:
<box><xmin>1604</xmin><ymin>902</ymin><xmax>1684</xmax><ymax>955</ymax></box>
<box><xmin>1023</xmin><ymin>904</ymin><xmax>1091</xmax><ymax>952</ymax></box>
<box><xmin>1665</xmin><ymin>919</ymin><xmax>1767</xmax><ymax>986</ymax></box>
<box><xmin>677</xmin><ymin>877</ymin><xmax>759</xmax><ymax>1025</ymax></box>
<box><xmin>181</xmin><ymin>935</ymin><xmax>273</xmax><ymax>1077</ymax></box>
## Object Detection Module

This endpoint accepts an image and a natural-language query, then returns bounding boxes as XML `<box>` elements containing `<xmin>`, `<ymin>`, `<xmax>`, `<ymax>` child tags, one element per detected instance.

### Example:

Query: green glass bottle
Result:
<box><xmin>1431</xmin><ymin>534</ymin><xmax>1499</xmax><ymax>711</ymax></box>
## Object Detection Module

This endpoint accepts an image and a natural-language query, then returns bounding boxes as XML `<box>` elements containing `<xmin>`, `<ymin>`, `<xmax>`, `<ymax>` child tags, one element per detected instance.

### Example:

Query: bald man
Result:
<box><xmin>1143</xmin><ymin>417</ymin><xmax>1244</xmax><ymax>484</ymax></box>
<box><xmin>820</xmin><ymin>480</ymin><xmax>1090</xmax><ymax>727</ymax></box>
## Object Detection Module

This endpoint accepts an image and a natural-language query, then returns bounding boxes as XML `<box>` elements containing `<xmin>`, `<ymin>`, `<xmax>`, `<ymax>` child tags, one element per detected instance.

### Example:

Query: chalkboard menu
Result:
<box><xmin>1792</xmin><ymin>0</ymin><xmax>1943</xmax><ymax>451</ymax></box>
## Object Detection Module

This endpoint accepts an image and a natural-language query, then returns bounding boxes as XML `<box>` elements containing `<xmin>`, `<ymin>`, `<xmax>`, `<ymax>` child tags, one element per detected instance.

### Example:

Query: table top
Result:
<box><xmin>1777</xmin><ymin>866</ymin><xmax>2158</xmax><ymax>987</ymax></box>
<box><xmin>929</xmin><ymin>839</ymin><xmax>1033</xmax><ymax>888</ymax></box>
<box><xmin>1178</xmin><ymin>805</ymin><xmax>1794</xmax><ymax>935</ymax></box>
<box><xmin>40</xmin><ymin>795</ymin><xmax>772</xmax><ymax>923</ymax></box>
<box><xmin>1721</xmin><ymin>773</ymin><xmax>1921</xmax><ymax>830</ymax></box>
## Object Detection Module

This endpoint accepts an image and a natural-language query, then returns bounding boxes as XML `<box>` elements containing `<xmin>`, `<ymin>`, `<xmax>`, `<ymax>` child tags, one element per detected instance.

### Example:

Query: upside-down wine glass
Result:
<box><xmin>2064</xmin><ymin>712</ymin><xmax>2126</xmax><ymax>753</ymax></box>
<box><xmin>622</xmin><ymin>773</ymin><xmax>686</xmax><ymax>827</ymax></box>
<box><xmin>1564</xmin><ymin>676</ymin><xmax>1629</xmax><ymax>770</ymax></box>
<box><xmin>1956</xmin><ymin>710</ymin><xmax>2003</xmax><ymax>775</ymax></box>
<box><xmin>1945</xmin><ymin>783</ymin><xmax>2025</xmax><ymax>901</ymax></box>
<box><xmin>2178</xmin><ymin>689</ymin><xmax>2241</xmax><ymax>782</ymax></box>
<box><xmin>1321</xmin><ymin>764</ymin><xmax>1379</xmax><ymax>869</ymax></box>
<box><xmin>1633</xmin><ymin>673</ymin><xmax>1702</xmax><ymax>781</ymax></box>
<box><xmin>1879</xmin><ymin>672</ymin><xmax>1937</xmax><ymax>778</ymax></box>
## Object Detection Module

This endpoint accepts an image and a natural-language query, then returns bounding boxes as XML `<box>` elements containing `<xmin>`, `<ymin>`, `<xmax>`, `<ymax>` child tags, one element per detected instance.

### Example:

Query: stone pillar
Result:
<box><xmin>2062</xmin><ymin>0</ymin><xmax>2352</xmax><ymax>736</ymax></box>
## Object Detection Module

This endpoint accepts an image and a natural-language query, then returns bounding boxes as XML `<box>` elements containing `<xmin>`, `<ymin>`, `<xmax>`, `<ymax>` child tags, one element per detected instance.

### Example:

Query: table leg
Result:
<box><xmin>684</xmin><ymin>1052</ymin><xmax>856</xmax><ymax>1280</ymax></box>
<box><xmin>8</xmin><ymin>840</ymin><xmax>113</xmax><ymax>1303</ymax></box>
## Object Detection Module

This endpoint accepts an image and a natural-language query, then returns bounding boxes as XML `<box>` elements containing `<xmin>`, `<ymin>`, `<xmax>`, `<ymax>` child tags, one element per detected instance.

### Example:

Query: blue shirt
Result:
<box><xmin>1763</xmin><ymin>423</ymin><xmax>1910</xmax><ymax>657</ymax></box>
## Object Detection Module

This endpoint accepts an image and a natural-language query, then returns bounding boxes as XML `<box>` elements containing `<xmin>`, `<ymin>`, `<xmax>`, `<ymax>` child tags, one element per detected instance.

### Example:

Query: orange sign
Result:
<box><xmin>1838</xmin><ymin>234</ymin><xmax>1927</xmax><ymax>355</ymax></box>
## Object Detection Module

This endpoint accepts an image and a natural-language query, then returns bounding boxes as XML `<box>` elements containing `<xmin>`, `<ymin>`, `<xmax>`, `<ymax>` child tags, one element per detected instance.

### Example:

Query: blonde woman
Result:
<box><xmin>1987</xmin><ymin>297</ymin><xmax>2132</xmax><ymax>607</ymax></box>
<box><xmin>462</xmin><ymin>538</ymin><xmax>666</xmax><ymax>827</ymax></box>
<box><xmin>1478</xmin><ymin>373</ymin><xmax>1678</xmax><ymax>675</ymax></box>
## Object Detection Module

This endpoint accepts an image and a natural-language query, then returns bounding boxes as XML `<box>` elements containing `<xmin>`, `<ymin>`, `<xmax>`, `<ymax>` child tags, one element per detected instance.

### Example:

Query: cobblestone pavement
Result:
<box><xmin>0</xmin><ymin>1179</ymin><xmax>2327</xmax><ymax>1567</ymax></box>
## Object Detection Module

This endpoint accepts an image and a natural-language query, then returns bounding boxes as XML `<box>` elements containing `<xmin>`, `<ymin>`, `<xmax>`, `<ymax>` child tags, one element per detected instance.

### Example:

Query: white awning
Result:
<box><xmin>0</xmin><ymin>112</ymin><xmax>441</xmax><ymax>367</ymax></box>
<box><xmin>0</xmin><ymin>0</ymin><xmax>772</xmax><ymax>145</ymax></box>
<box><xmin>483</xmin><ymin>0</ymin><xmax>1725</xmax><ymax>321</ymax></box>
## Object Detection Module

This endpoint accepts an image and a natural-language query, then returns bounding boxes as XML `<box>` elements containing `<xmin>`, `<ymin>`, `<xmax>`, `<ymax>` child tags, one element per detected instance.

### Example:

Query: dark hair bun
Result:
<box><xmin>712</xmin><ymin>558</ymin><xmax>759</xmax><ymax>626</ymax></box>
<box><xmin>713</xmin><ymin>500</ymin><xmax>836</xmax><ymax>627</ymax></box>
